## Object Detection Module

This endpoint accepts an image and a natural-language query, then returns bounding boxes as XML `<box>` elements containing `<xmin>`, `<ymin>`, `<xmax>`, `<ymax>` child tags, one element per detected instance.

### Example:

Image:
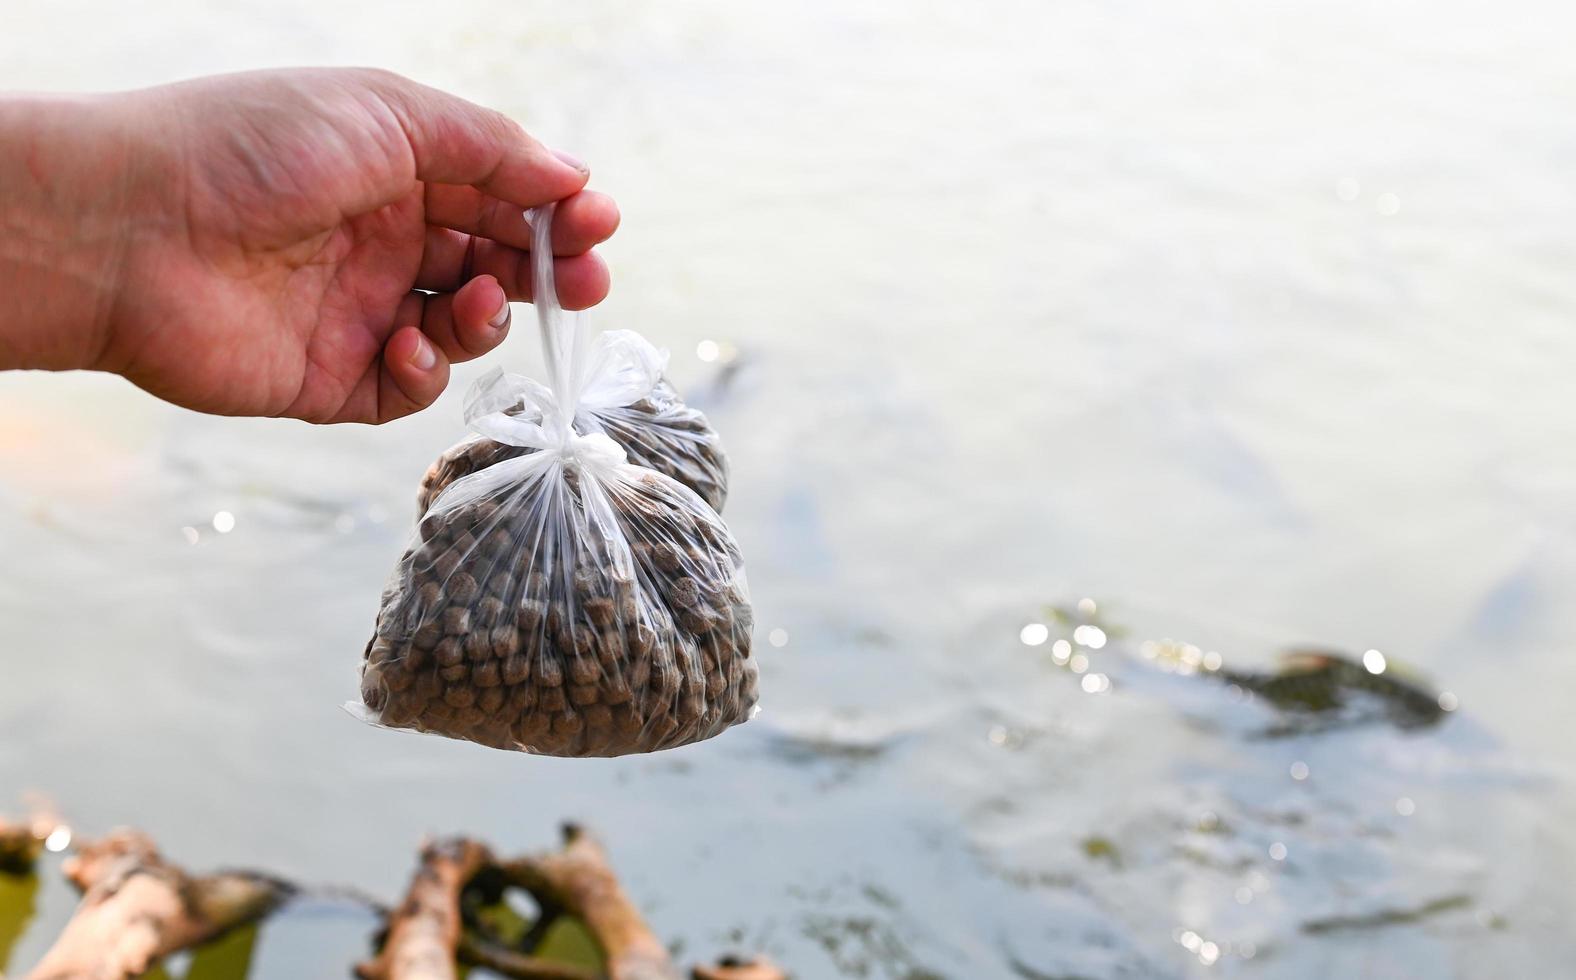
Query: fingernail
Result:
<box><xmin>488</xmin><ymin>298</ymin><xmax>512</xmax><ymax>330</ymax></box>
<box><xmin>408</xmin><ymin>334</ymin><xmax>437</xmax><ymax>371</ymax></box>
<box><xmin>552</xmin><ymin>148</ymin><xmax>588</xmax><ymax>175</ymax></box>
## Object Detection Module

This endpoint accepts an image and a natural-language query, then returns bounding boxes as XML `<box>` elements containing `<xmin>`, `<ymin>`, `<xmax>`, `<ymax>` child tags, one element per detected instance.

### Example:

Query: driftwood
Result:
<box><xmin>356</xmin><ymin>837</ymin><xmax>491</xmax><ymax>980</ymax></box>
<box><xmin>25</xmin><ymin>829</ymin><xmax>292</xmax><ymax>980</ymax></box>
<box><xmin>495</xmin><ymin>824</ymin><xmax>681</xmax><ymax>980</ymax></box>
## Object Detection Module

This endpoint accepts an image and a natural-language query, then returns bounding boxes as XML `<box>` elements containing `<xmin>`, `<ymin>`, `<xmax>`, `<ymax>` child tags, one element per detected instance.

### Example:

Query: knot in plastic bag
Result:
<box><xmin>463</xmin><ymin>368</ymin><xmax>629</xmax><ymax>467</ymax></box>
<box><xmin>561</xmin><ymin>430</ymin><xmax>626</xmax><ymax>466</ymax></box>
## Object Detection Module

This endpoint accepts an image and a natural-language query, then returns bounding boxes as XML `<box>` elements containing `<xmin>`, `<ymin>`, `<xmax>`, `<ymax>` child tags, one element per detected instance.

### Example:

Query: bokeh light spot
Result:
<box><xmin>1363</xmin><ymin>649</ymin><xmax>1387</xmax><ymax>674</ymax></box>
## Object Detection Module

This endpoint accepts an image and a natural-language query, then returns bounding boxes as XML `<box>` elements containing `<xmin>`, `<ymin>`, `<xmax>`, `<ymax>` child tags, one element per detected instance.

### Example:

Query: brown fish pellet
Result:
<box><xmin>584</xmin><ymin>597</ymin><xmax>616</xmax><ymax>628</ymax></box>
<box><xmin>463</xmin><ymin>633</ymin><xmax>491</xmax><ymax>662</ymax></box>
<box><xmin>413</xmin><ymin>672</ymin><xmax>443</xmax><ymax>701</ymax></box>
<box><xmin>539</xmin><ymin>686</ymin><xmax>568</xmax><ymax>713</ymax></box>
<box><xmin>478</xmin><ymin>686</ymin><xmax>506</xmax><ymax>714</ymax></box>
<box><xmin>676</xmin><ymin>603</ymin><xmax>717</xmax><ymax>635</ymax></box>
<box><xmin>489</xmin><ymin>625</ymin><xmax>520</xmax><ymax>659</ymax></box>
<box><xmin>536</xmin><ymin>654</ymin><xmax>564</xmax><ymax>688</ymax></box>
<box><xmin>418</xmin><ymin>512</ymin><xmax>448</xmax><ymax>542</ymax></box>
<box><xmin>627</xmin><ymin>654</ymin><xmax>652</xmax><ymax>692</ymax></box>
<box><xmin>612</xmin><ymin>704</ymin><xmax>643</xmax><ymax>736</ymax></box>
<box><xmin>472</xmin><ymin>661</ymin><xmax>502</xmax><ymax>689</ymax></box>
<box><xmin>482</xmin><ymin>526</ymin><xmax>513</xmax><ymax>558</ymax></box>
<box><xmin>669</xmin><ymin>577</ymin><xmax>701</xmax><ymax>609</ymax></box>
<box><xmin>447</xmin><ymin>572</ymin><xmax>479</xmax><ymax>604</ymax></box>
<box><xmin>413</xmin><ymin>622</ymin><xmax>444</xmax><ymax>651</ymax></box>
<box><xmin>506</xmin><ymin>684</ymin><xmax>537</xmax><ymax>714</ymax></box>
<box><xmin>433</xmin><ymin>549</ymin><xmax>462</xmax><ymax>580</ymax></box>
<box><xmin>416</xmin><ymin>582</ymin><xmax>443</xmax><ymax>612</ymax></box>
<box><xmin>650</xmin><ymin>542</ymin><xmax>684</xmax><ymax>572</ymax></box>
<box><xmin>519</xmin><ymin>598</ymin><xmax>547</xmax><ymax>630</ymax></box>
<box><xmin>501</xmin><ymin>654</ymin><xmax>531</xmax><ymax>686</ymax></box>
<box><xmin>476</xmin><ymin>595</ymin><xmax>506</xmax><ymax>626</ymax></box>
<box><xmin>434</xmin><ymin>638</ymin><xmax>464</xmax><ymax>668</ymax></box>
<box><xmin>513</xmin><ymin>712</ymin><xmax>551</xmax><ymax>744</ymax></box>
<box><xmin>383</xmin><ymin>691</ymin><xmax>421</xmax><ymax>726</ymax></box>
<box><xmin>385</xmin><ymin>665</ymin><xmax>415</xmax><ymax>693</ymax></box>
<box><xmin>602</xmin><ymin>674</ymin><xmax>633</xmax><ymax>705</ymax></box>
<box><xmin>569</xmin><ymin>654</ymin><xmax>601</xmax><ymax>686</ymax></box>
<box><xmin>360</xmin><ymin>669</ymin><xmax>388</xmax><ymax>712</ymax></box>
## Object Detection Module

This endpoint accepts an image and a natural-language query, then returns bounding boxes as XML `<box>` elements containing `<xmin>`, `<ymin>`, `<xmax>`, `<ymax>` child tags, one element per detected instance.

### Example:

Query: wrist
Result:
<box><xmin>0</xmin><ymin>92</ymin><xmax>144</xmax><ymax>372</ymax></box>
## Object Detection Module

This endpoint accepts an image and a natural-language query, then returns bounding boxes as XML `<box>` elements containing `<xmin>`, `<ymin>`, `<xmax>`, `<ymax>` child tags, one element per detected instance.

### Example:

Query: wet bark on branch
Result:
<box><xmin>356</xmin><ymin>837</ymin><xmax>492</xmax><ymax>980</ymax></box>
<box><xmin>495</xmin><ymin>824</ymin><xmax>680</xmax><ymax>980</ymax></box>
<box><xmin>26</xmin><ymin>830</ymin><xmax>290</xmax><ymax>980</ymax></box>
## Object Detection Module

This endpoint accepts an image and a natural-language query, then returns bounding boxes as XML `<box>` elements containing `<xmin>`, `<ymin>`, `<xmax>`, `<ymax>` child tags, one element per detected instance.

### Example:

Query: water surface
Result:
<box><xmin>4</xmin><ymin>2</ymin><xmax>1576</xmax><ymax>976</ymax></box>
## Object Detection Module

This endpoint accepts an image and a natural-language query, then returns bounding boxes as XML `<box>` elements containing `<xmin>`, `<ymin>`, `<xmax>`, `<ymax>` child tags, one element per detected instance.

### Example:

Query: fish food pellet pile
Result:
<box><xmin>361</xmin><ymin>464</ymin><xmax>757</xmax><ymax>757</ymax></box>
<box><xmin>417</xmin><ymin>380</ymin><xmax>729</xmax><ymax>516</ymax></box>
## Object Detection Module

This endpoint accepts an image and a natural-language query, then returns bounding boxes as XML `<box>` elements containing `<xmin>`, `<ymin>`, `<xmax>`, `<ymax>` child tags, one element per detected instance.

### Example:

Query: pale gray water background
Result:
<box><xmin>4</xmin><ymin>2</ymin><xmax>1576</xmax><ymax>977</ymax></box>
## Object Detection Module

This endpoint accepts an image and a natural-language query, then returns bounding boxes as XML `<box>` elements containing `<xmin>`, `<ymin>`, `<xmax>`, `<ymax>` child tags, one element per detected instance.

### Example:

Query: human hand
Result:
<box><xmin>0</xmin><ymin>68</ymin><xmax>619</xmax><ymax>423</ymax></box>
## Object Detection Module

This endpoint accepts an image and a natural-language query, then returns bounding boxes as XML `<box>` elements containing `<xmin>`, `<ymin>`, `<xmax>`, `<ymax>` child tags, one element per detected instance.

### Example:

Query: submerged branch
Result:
<box><xmin>457</xmin><ymin>932</ymin><xmax>600</xmax><ymax>980</ymax></box>
<box><xmin>26</xmin><ymin>830</ymin><xmax>291</xmax><ymax>980</ymax></box>
<box><xmin>496</xmin><ymin>823</ymin><xmax>681</xmax><ymax>980</ymax></box>
<box><xmin>356</xmin><ymin>837</ymin><xmax>492</xmax><ymax>980</ymax></box>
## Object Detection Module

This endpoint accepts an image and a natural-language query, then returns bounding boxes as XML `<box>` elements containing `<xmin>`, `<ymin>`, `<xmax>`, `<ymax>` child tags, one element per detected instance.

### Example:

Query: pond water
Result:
<box><xmin>4</xmin><ymin>1</ymin><xmax>1576</xmax><ymax>977</ymax></box>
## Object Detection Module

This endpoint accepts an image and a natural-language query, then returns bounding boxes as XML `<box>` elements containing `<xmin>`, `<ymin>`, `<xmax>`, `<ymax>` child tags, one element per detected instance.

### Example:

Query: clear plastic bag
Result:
<box><xmin>358</xmin><ymin>204</ymin><xmax>757</xmax><ymax>756</ymax></box>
